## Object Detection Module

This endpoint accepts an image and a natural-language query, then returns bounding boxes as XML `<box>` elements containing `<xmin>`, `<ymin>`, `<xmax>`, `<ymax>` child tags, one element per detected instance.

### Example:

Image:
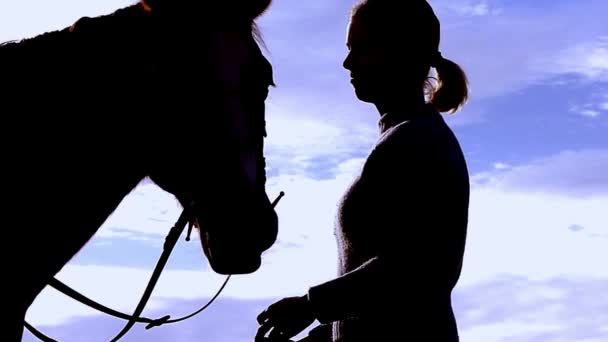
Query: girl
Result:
<box><xmin>256</xmin><ymin>1</ymin><xmax>470</xmax><ymax>341</ymax></box>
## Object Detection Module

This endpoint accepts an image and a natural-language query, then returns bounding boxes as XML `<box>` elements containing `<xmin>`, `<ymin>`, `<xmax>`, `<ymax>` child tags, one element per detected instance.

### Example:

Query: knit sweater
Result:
<box><xmin>306</xmin><ymin>104</ymin><xmax>470</xmax><ymax>342</ymax></box>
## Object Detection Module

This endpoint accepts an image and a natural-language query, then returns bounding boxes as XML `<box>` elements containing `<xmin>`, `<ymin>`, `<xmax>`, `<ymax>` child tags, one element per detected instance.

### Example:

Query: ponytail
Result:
<box><xmin>430</xmin><ymin>56</ymin><xmax>469</xmax><ymax>114</ymax></box>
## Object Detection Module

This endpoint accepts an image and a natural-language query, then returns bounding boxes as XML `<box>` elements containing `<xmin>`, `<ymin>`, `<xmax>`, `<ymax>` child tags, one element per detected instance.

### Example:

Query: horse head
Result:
<box><xmin>141</xmin><ymin>0</ymin><xmax>279</xmax><ymax>276</ymax></box>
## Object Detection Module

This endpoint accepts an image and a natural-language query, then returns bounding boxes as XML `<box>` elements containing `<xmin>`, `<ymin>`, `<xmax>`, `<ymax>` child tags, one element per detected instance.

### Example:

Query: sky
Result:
<box><xmin>1</xmin><ymin>0</ymin><xmax>607</xmax><ymax>341</ymax></box>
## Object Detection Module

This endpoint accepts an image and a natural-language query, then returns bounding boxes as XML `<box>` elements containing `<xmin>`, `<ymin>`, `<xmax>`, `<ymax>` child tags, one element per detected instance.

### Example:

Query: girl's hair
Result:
<box><xmin>352</xmin><ymin>0</ymin><xmax>469</xmax><ymax>113</ymax></box>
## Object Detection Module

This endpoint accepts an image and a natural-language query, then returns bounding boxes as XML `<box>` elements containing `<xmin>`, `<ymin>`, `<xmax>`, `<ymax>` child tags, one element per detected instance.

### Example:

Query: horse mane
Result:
<box><xmin>140</xmin><ymin>0</ymin><xmax>272</xmax><ymax>48</ymax></box>
<box><xmin>1</xmin><ymin>0</ymin><xmax>273</xmax><ymax>50</ymax></box>
<box><xmin>140</xmin><ymin>0</ymin><xmax>272</xmax><ymax>21</ymax></box>
<box><xmin>0</xmin><ymin>4</ymin><xmax>145</xmax><ymax>51</ymax></box>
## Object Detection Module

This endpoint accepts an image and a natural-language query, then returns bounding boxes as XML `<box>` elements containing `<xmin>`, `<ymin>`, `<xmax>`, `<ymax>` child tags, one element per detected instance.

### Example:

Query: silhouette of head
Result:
<box><xmin>343</xmin><ymin>0</ymin><xmax>469</xmax><ymax>113</ymax></box>
<box><xmin>143</xmin><ymin>0</ymin><xmax>278</xmax><ymax>275</ymax></box>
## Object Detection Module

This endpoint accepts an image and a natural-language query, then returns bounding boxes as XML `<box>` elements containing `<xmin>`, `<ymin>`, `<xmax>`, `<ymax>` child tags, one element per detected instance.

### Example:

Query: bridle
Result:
<box><xmin>24</xmin><ymin>191</ymin><xmax>285</xmax><ymax>342</ymax></box>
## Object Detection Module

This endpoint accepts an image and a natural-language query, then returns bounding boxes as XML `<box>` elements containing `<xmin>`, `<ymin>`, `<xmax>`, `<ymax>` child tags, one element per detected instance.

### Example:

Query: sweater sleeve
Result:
<box><xmin>306</xmin><ymin>124</ymin><xmax>447</xmax><ymax>324</ymax></box>
<box><xmin>307</xmin><ymin>255</ymin><xmax>394</xmax><ymax>324</ymax></box>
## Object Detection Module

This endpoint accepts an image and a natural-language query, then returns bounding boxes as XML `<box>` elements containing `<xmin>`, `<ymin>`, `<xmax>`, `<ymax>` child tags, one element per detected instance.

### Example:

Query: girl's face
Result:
<box><xmin>343</xmin><ymin>16</ymin><xmax>426</xmax><ymax>105</ymax></box>
<box><xmin>343</xmin><ymin>17</ymin><xmax>388</xmax><ymax>104</ymax></box>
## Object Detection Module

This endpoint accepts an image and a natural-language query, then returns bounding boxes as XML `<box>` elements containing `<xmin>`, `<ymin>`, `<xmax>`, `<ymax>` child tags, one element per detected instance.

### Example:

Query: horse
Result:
<box><xmin>1</xmin><ymin>0</ymin><xmax>279</xmax><ymax>340</ymax></box>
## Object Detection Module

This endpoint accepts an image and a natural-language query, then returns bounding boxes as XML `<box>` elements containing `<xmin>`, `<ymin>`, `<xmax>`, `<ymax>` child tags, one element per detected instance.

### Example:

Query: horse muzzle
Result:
<box><xmin>197</xmin><ymin>192</ymin><xmax>280</xmax><ymax>275</ymax></box>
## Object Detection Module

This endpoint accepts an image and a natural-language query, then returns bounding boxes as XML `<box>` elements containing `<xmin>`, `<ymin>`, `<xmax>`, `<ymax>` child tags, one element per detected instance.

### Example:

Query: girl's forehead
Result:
<box><xmin>346</xmin><ymin>18</ymin><xmax>371</xmax><ymax>47</ymax></box>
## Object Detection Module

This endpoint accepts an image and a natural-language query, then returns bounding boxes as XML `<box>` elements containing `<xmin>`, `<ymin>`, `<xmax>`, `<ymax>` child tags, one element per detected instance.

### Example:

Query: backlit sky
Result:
<box><xmin>2</xmin><ymin>0</ymin><xmax>607</xmax><ymax>341</ymax></box>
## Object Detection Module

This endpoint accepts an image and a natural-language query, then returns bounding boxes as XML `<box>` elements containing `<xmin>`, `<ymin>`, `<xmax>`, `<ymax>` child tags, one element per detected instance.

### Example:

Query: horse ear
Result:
<box><xmin>140</xmin><ymin>0</ymin><xmax>157</xmax><ymax>11</ymax></box>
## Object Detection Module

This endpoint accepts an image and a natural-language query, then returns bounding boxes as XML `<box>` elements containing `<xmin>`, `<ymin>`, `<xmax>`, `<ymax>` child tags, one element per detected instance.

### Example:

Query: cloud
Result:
<box><xmin>551</xmin><ymin>37</ymin><xmax>608</xmax><ymax>82</ymax></box>
<box><xmin>458</xmin><ymin>188</ymin><xmax>607</xmax><ymax>287</ymax></box>
<box><xmin>580</xmin><ymin>109</ymin><xmax>602</xmax><ymax>118</ymax></box>
<box><xmin>24</xmin><ymin>297</ymin><xmax>317</xmax><ymax>342</ymax></box>
<box><xmin>566</xmin><ymin>88</ymin><xmax>608</xmax><ymax>119</ymax></box>
<box><xmin>93</xmin><ymin>179</ymin><xmax>183</xmax><ymax>239</ymax></box>
<box><xmin>24</xmin><ymin>153</ymin><xmax>608</xmax><ymax>342</ymax></box>
<box><xmin>26</xmin><ymin>153</ymin><xmax>608</xmax><ymax>331</ymax></box>
<box><xmin>568</xmin><ymin>224</ymin><xmax>585</xmax><ymax>232</ymax></box>
<box><xmin>599</xmin><ymin>92</ymin><xmax>608</xmax><ymax>111</ymax></box>
<box><xmin>25</xmin><ymin>265</ymin><xmax>235</xmax><ymax>326</ymax></box>
<box><xmin>493</xmin><ymin>162</ymin><xmax>511</xmax><ymax>170</ymax></box>
<box><xmin>446</xmin><ymin>1</ymin><xmax>499</xmax><ymax>17</ymax></box>
<box><xmin>570</xmin><ymin>103</ymin><xmax>603</xmax><ymax>118</ymax></box>
<box><xmin>472</xmin><ymin>149</ymin><xmax>608</xmax><ymax>197</ymax></box>
<box><xmin>24</xmin><ymin>277</ymin><xmax>608</xmax><ymax>342</ymax></box>
<box><xmin>264</xmin><ymin>102</ymin><xmax>377</xmax><ymax>178</ymax></box>
<box><xmin>429</xmin><ymin>0</ymin><xmax>608</xmax><ymax>101</ymax></box>
<box><xmin>70</xmin><ymin>232</ymin><xmax>209</xmax><ymax>270</ymax></box>
<box><xmin>260</xmin><ymin>0</ymin><xmax>608</xmax><ymax>131</ymax></box>
<box><xmin>26</xmin><ymin>157</ymin><xmax>365</xmax><ymax>326</ymax></box>
<box><xmin>453</xmin><ymin>275</ymin><xmax>608</xmax><ymax>342</ymax></box>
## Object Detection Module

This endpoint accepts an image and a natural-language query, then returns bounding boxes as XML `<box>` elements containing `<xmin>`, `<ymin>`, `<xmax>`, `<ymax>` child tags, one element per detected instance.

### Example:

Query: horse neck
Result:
<box><xmin>9</xmin><ymin>127</ymin><xmax>147</xmax><ymax>203</ymax></box>
<box><xmin>4</xmin><ymin>132</ymin><xmax>148</xmax><ymax>321</ymax></box>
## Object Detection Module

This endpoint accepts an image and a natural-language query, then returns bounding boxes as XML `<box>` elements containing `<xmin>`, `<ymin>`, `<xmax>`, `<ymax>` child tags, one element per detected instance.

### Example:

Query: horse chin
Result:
<box><xmin>200</xmin><ymin>230</ymin><xmax>262</xmax><ymax>275</ymax></box>
<box><xmin>195</xmin><ymin>197</ymin><xmax>278</xmax><ymax>275</ymax></box>
<box><xmin>210</xmin><ymin>253</ymin><xmax>262</xmax><ymax>275</ymax></box>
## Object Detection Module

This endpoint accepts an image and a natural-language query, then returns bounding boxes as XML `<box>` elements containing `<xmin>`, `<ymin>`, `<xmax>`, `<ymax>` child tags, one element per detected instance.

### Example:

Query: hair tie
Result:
<box><xmin>430</xmin><ymin>51</ymin><xmax>443</xmax><ymax>67</ymax></box>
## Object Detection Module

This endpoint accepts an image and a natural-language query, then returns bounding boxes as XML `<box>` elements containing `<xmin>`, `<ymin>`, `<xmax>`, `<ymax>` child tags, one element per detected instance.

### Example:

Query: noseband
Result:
<box><xmin>24</xmin><ymin>191</ymin><xmax>285</xmax><ymax>342</ymax></box>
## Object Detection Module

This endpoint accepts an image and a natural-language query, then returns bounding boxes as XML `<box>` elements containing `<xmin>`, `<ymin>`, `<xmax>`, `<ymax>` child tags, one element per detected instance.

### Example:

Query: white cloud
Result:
<box><xmin>552</xmin><ymin>37</ymin><xmax>608</xmax><ymax>82</ymax></box>
<box><xmin>459</xmin><ymin>188</ymin><xmax>608</xmax><ymax>286</ymax></box>
<box><xmin>264</xmin><ymin>97</ymin><xmax>377</xmax><ymax>176</ymax></box>
<box><xmin>460</xmin><ymin>321</ymin><xmax>561</xmax><ymax>341</ymax></box>
<box><xmin>430</xmin><ymin>1</ymin><xmax>608</xmax><ymax>100</ymax></box>
<box><xmin>26</xmin><ymin>153</ymin><xmax>608</xmax><ymax>332</ymax></box>
<box><xmin>24</xmin><ymin>274</ymin><xmax>608</xmax><ymax>342</ymax></box>
<box><xmin>568</xmin><ymin>224</ymin><xmax>585</xmax><ymax>232</ymax></box>
<box><xmin>600</xmin><ymin>93</ymin><xmax>608</xmax><ymax>111</ymax></box>
<box><xmin>472</xmin><ymin>149</ymin><xmax>608</xmax><ymax>197</ymax></box>
<box><xmin>5</xmin><ymin>0</ymin><xmax>606</xmax><ymax>136</ymax></box>
<box><xmin>580</xmin><ymin>109</ymin><xmax>602</xmax><ymax>117</ymax></box>
<box><xmin>493</xmin><ymin>162</ymin><xmax>511</xmax><ymax>170</ymax></box>
<box><xmin>26</xmin><ymin>158</ymin><xmax>364</xmax><ymax>326</ymax></box>
<box><xmin>447</xmin><ymin>1</ymin><xmax>498</xmax><ymax>17</ymax></box>
<box><xmin>453</xmin><ymin>274</ymin><xmax>608</xmax><ymax>342</ymax></box>
<box><xmin>94</xmin><ymin>179</ymin><xmax>184</xmax><ymax>238</ymax></box>
<box><xmin>568</xmin><ymin>92</ymin><xmax>608</xmax><ymax>118</ymax></box>
<box><xmin>23</xmin><ymin>296</ymin><xmax>317</xmax><ymax>342</ymax></box>
<box><xmin>265</xmin><ymin>111</ymin><xmax>375</xmax><ymax>159</ymax></box>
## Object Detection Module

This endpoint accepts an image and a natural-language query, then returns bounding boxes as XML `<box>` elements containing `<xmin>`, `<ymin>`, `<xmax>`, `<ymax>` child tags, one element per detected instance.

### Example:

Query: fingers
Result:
<box><xmin>256</xmin><ymin>319</ymin><xmax>294</xmax><ymax>341</ymax></box>
<box><xmin>268</xmin><ymin>326</ymin><xmax>287</xmax><ymax>340</ymax></box>
<box><xmin>257</xmin><ymin>309</ymin><xmax>269</xmax><ymax>324</ymax></box>
<box><xmin>258</xmin><ymin>297</ymin><xmax>287</xmax><ymax>324</ymax></box>
<box><xmin>258</xmin><ymin>300</ymin><xmax>281</xmax><ymax>324</ymax></box>
<box><xmin>256</xmin><ymin>310</ymin><xmax>268</xmax><ymax>324</ymax></box>
<box><xmin>256</xmin><ymin>321</ymin><xmax>274</xmax><ymax>341</ymax></box>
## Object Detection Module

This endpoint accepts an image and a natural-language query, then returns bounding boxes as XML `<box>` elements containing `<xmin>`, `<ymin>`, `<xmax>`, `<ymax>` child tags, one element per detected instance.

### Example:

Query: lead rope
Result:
<box><xmin>24</xmin><ymin>191</ymin><xmax>285</xmax><ymax>342</ymax></box>
<box><xmin>108</xmin><ymin>207</ymin><xmax>193</xmax><ymax>342</ymax></box>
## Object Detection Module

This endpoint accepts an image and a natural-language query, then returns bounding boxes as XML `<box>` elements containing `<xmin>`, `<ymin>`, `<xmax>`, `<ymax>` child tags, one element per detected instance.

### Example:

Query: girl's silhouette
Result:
<box><xmin>256</xmin><ymin>1</ymin><xmax>470</xmax><ymax>341</ymax></box>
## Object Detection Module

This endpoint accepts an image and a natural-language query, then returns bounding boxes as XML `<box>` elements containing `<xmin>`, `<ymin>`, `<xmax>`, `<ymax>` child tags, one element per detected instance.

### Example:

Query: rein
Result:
<box><xmin>24</xmin><ymin>191</ymin><xmax>285</xmax><ymax>342</ymax></box>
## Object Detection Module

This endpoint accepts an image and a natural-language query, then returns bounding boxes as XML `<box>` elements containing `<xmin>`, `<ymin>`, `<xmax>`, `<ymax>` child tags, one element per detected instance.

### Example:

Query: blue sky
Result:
<box><xmin>2</xmin><ymin>0</ymin><xmax>607</xmax><ymax>341</ymax></box>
